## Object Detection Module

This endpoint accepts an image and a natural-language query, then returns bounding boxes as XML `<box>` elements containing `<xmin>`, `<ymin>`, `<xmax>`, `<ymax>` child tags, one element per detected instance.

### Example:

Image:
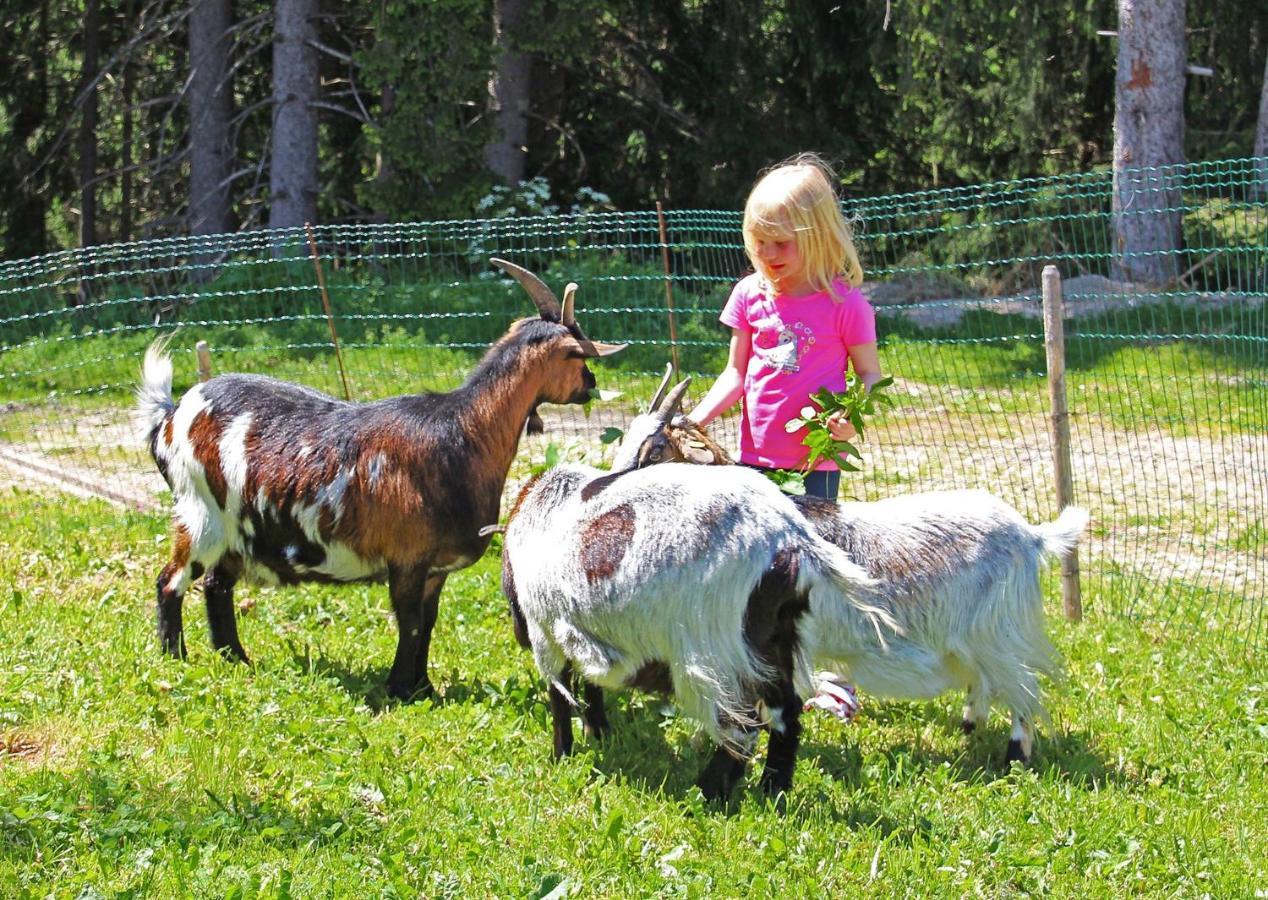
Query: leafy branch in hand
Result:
<box><xmin>783</xmin><ymin>374</ymin><xmax>894</xmax><ymax>473</ymax></box>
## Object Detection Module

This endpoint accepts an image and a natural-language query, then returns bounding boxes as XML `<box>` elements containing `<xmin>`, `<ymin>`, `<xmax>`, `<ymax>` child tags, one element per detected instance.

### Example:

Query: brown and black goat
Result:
<box><xmin>136</xmin><ymin>259</ymin><xmax>624</xmax><ymax>700</ymax></box>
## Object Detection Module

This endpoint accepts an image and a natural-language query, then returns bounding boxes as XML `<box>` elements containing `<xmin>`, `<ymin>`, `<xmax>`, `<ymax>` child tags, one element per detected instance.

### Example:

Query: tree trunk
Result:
<box><xmin>120</xmin><ymin>0</ymin><xmax>135</xmax><ymax>243</ymax></box>
<box><xmin>269</xmin><ymin>0</ymin><xmax>319</xmax><ymax>234</ymax></box>
<box><xmin>483</xmin><ymin>0</ymin><xmax>531</xmax><ymax>186</ymax></box>
<box><xmin>1111</xmin><ymin>0</ymin><xmax>1187</xmax><ymax>285</ymax></box>
<box><xmin>1254</xmin><ymin>50</ymin><xmax>1268</xmax><ymax>198</ymax></box>
<box><xmin>188</xmin><ymin>0</ymin><xmax>236</xmax><ymax>238</ymax></box>
<box><xmin>79</xmin><ymin>0</ymin><xmax>100</xmax><ymax>251</ymax></box>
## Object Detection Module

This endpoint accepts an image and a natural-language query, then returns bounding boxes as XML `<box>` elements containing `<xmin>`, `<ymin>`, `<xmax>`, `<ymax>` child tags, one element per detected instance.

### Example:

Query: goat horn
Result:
<box><xmin>490</xmin><ymin>258</ymin><xmax>561</xmax><ymax>321</ymax></box>
<box><xmin>562</xmin><ymin>283</ymin><xmax>578</xmax><ymax>327</ymax></box>
<box><xmin>647</xmin><ymin>363</ymin><xmax>674</xmax><ymax>413</ymax></box>
<box><xmin>575</xmin><ymin>337</ymin><xmax>627</xmax><ymax>358</ymax></box>
<box><xmin>658</xmin><ymin>376</ymin><xmax>692</xmax><ymax>423</ymax></box>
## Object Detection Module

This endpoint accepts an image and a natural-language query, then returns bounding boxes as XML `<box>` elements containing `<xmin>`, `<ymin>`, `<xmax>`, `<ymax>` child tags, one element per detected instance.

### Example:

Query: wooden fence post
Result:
<box><xmin>655</xmin><ymin>202</ymin><xmax>681</xmax><ymax>378</ymax></box>
<box><xmin>196</xmin><ymin>340</ymin><xmax>213</xmax><ymax>382</ymax></box>
<box><xmin>1042</xmin><ymin>265</ymin><xmax>1084</xmax><ymax>622</ymax></box>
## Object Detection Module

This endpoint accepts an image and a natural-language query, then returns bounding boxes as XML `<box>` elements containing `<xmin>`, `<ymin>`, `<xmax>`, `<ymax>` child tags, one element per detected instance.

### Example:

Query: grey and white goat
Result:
<box><xmin>610</xmin><ymin>372</ymin><xmax>1089</xmax><ymax>763</ymax></box>
<box><xmin>136</xmin><ymin>259</ymin><xmax>623</xmax><ymax>701</ymax></box>
<box><xmin>498</xmin><ymin>462</ymin><xmax>892</xmax><ymax>800</ymax></box>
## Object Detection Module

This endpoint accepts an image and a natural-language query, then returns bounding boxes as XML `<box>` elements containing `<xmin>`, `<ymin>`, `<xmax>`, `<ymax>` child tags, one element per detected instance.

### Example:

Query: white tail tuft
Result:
<box><xmin>1037</xmin><ymin>506</ymin><xmax>1090</xmax><ymax>559</ymax></box>
<box><xmin>135</xmin><ymin>336</ymin><xmax>176</xmax><ymax>444</ymax></box>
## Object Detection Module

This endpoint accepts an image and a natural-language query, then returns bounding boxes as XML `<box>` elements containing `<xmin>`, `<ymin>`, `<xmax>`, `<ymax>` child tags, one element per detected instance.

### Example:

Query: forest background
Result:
<box><xmin>2</xmin><ymin>0</ymin><xmax>1267</xmax><ymax>261</ymax></box>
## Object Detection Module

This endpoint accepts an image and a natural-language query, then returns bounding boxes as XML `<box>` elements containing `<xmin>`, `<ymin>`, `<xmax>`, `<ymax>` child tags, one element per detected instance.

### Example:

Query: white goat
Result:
<box><xmin>612</xmin><ymin>373</ymin><xmax>1089</xmax><ymax>763</ymax></box>
<box><xmin>135</xmin><ymin>259</ymin><xmax>623</xmax><ymax>701</ymax></box>
<box><xmin>499</xmin><ymin>462</ymin><xmax>892</xmax><ymax>800</ymax></box>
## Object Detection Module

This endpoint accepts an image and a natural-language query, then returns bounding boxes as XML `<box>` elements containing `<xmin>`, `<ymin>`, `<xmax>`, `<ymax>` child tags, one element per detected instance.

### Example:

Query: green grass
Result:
<box><xmin>1</xmin><ymin>490</ymin><xmax>1264</xmax><ymax>897</ymax></box>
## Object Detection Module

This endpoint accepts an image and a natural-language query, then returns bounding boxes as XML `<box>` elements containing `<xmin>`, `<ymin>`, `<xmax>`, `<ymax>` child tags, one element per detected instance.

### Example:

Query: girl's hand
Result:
<box><xmin>825</xmin><ymin>411</ymin><xmax>858</xmax><ymax>442</ymax></box>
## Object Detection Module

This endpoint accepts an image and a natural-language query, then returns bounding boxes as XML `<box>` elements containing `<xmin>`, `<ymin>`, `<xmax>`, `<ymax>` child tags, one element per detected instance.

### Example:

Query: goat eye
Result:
<box><xmin>646</xmin><ymin>447</ymin><xmax>662</xmax><ymax>462</ymax></box>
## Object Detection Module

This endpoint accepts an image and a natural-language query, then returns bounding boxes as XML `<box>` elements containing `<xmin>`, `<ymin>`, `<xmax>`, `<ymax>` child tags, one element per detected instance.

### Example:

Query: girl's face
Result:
<box><xmin>752</xmin><ymin>231</ymin><xmax>810</xmax><ymax>295</ymax></box>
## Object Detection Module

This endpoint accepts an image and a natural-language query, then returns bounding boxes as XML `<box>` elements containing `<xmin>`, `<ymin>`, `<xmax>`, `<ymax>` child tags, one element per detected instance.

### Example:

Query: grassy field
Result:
<box><xmin>0</xmin><ymin>489</ymin><xmax>1264</xmax><ymax>897</ymax></box>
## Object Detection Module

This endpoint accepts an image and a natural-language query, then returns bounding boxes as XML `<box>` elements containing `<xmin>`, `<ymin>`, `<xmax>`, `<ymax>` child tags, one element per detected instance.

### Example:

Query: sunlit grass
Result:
<box><xmin>1</xmin><ymin>489</ymin><xmax>1263</xmax><ymax>896</ymax></box>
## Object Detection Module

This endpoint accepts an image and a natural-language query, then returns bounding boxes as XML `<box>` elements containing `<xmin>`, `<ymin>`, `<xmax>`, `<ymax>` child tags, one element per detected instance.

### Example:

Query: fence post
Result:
<box><xmin>655</xmin><ymin>202</ymin><xmax>681</xmax><ymax>377</ymax></box>
<box><xmin>305</xmin><ymin>223</ymin><xmax>352</xmax><ymax>401</ymax></box>
<box><xmin>195</xmin><ymin>340</ymin><xmax>213</xmax><ymax>382</ymax></box>
<box><xmin>1042</xmin><ymin>265</ymin><xmax>1084</xmax><ymax>622</ymax></box>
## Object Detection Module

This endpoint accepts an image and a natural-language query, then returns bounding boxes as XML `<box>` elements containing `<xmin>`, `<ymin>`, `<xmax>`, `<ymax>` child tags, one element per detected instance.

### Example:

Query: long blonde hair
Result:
<box><xmin>742</xmin><ymin>152</ymin><xmax>863</xmax><ymax>299</ymax></box>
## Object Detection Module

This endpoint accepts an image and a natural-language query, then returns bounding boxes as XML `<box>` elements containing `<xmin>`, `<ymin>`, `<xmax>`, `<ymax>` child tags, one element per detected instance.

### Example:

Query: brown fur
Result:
<box><xmin>187</xmin><ymin>410</ymin><xmax>228</xmax><ymax>509</ymax></box>
<box><xmin>579</xmin><ymin>502</ymin><xmax>637</xmax><ymax>584</ymax></box>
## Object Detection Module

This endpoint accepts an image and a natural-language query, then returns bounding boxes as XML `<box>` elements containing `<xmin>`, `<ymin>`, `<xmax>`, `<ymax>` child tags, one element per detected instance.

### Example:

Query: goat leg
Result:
<box><xmin>580</xmin><ymin>681</ymin><xmax>611</xmax><ymax>740</ymax></box>
<box><xmin>155</xmin><ymin>557</ymin><xmax>198</xmax><ymax>659</ymax></box>
<box><xmin>204</xmin><ymin>558</ymin><xmax>249</xmax><ymax>663</ymax></box>
<box><xmin>757</xmin><ymin>680</ymin><xmax>803</xmax><ymax>797</ymax></box>
<box><xmin>696</xmin><ymin>744</ymin><xmax>748</xmax><ymax>802</ymax></box>
<box><xmin>548</xmin><ymin>668</ymin><xmax>576</xmax><ymax>759</ymax></box>
<box><xmin>386</xmin><ymin>563</ymin><xmax>435</xmax><ymax>701</ymax></box>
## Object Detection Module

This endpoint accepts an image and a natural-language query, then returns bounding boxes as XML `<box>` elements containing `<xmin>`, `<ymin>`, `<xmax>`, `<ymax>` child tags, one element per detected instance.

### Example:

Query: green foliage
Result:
<box><xmin>783</xmin><ymin>375</ymin><xmax>895</xmax><ymax>472</ymax></box>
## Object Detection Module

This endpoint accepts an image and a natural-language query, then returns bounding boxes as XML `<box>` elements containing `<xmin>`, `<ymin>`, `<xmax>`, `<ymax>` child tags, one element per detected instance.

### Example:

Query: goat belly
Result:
<box><xmin>238</xmin><ymin>505</ymin><xmax>384</xmax><ymax>585</ymax></box>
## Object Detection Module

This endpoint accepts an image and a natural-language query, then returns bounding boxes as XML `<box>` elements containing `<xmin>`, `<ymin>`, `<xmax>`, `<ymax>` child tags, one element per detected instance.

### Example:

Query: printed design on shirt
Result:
<box><xmin>752</xmin><ymin>317</ymin><xmax>815</xmax><ymax>374</ymax></box>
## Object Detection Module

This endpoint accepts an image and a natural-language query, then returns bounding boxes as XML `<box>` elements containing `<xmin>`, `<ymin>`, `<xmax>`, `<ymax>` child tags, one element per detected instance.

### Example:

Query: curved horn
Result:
<box><xmin>562</xmin><ymin>283</ymin><xmax>578</xmax><ymax>327</ymax></box>
<box><xmin>647</xmin><ymin>363</ymin><xmax>674</xmax><ymax>413</ymax></box>
<box><xmin>490</xmin><ymin>258</ymin><xmax>560</xmax><ymax>321</ymax></box>
<box><xmin>657</xmin><ymin>376</ymin><xmax>692</xmax><ymax>423</ymax></box>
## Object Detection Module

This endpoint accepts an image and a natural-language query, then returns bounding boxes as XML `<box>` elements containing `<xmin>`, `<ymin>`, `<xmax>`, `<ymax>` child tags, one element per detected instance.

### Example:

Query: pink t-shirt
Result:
<box><xmin>720</xmin><ymin>273</ymin><xmax>877</xmax><ymax>471</ymax></box>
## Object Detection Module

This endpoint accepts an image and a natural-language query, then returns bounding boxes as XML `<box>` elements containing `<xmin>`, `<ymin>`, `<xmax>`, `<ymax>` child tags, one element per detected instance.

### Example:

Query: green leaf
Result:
<box><xmin>599</xmin><ymin>427</ymin><xmax>624</xmax><ymax>445</ymax></box>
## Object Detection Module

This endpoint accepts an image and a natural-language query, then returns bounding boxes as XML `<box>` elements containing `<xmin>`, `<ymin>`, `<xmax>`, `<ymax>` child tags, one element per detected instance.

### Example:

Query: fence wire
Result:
<box><xmin>1</xmin><ymin>158</ymin><xmax>1264</xmax><ymax>645</ymax></box>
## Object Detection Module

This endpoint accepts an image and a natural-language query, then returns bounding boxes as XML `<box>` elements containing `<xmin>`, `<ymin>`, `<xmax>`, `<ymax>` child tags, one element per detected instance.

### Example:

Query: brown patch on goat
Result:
<box><xmin>626</xmin><ymin>660</ymin><xmax>673</xmax><ymax>694</ymax></box>
<box><xmin>169</xmin><ymin>523</ymin><xmax>193</xmax><ymax>570</ymax></box>
<box><xmin>579</xmin><ymin>502</ymin><xmax>636</xmax><ymax>584</ymax></box>
<box><xmin>187</xmin><ymin>409</ymin><xmax>228</xmax><ymax>508</ymax></box>
<box><xmin>162</xmin><ymin>417</ymin><xmax>174</xmax><ymax>447</ymax></box>
<box><xmin>509</xmin><ymin>473</ymin><xmax>544</xmax><ymax>517</ymax></box>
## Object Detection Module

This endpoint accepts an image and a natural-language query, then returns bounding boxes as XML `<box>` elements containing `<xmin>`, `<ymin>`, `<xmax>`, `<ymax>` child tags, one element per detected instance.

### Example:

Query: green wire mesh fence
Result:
<box><xmin>1</xmin><ymin>158</ymin><xmax>1264</xmax><ymax>644</ymax></box>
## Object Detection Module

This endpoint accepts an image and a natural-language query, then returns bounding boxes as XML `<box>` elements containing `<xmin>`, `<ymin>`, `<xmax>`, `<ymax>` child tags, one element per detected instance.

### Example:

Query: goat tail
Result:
<box><xmin>802</xmin><ymin>538</ymin><xmax>901</xmax><ymax>659</ymax></box>
<box><xmin>1035</xmin><ymin>505</ymin><xmax>1090</xmax><ymax>560</ymax></box>
<box><xmin>135</xmin><ymin>335</ymin><xmax>177</xmax><ymax>448</ymax></box>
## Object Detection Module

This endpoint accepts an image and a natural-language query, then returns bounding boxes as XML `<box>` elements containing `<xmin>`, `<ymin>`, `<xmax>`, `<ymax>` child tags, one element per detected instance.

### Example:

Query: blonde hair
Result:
<box><xmin>742</xmin><ymin>152</ymin><xmax>863</xmax><ymax>298</ymax></box>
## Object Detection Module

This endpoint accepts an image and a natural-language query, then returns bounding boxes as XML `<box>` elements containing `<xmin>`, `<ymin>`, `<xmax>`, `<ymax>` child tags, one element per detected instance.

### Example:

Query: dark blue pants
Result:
<box><xmin>747</xmin><ymin>465</ymin><xmax>842</xmax><ymax>501</ymax></box>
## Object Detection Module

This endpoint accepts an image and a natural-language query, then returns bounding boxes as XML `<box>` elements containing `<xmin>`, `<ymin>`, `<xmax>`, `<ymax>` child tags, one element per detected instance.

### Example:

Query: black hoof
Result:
<box><xmin>386</xmin><ymin>679</ymin><xmax>434</xmax><ymax>703</ymax></box>
<box><xmin>1004</xmin><ymin>739</ymin><xmax>1029</xmax><ymax>765</ymax></box>
<box><xmin>961</xmin><ymin>719</ymin><xmax>976</xmax><ymax>735</ymax></box>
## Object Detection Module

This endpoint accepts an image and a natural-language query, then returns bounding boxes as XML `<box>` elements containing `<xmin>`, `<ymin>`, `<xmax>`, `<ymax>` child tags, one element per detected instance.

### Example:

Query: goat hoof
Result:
<box><xmin>386</xmin><ymin>679</ymin><xmax>433</xmax><ymax>703</ymax></box>
<box><xmin>1004</xmin><ymin>739</ymin><xmax>1029</xmax><ymax>766</ymax></box>
<box><xmin>961</xmin><ymin>719</ymin><xmax>976</xmax><ymax>735</ymax></box>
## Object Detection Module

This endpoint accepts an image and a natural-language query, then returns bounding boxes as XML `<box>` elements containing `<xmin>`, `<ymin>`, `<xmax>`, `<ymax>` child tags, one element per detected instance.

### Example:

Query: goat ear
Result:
<box><xmin>491</xmin><ymin>258</ymin><xmax>561</xmax><ymax>321</ymax></box>
<box><xmin>647</xmin><ymin>363</ymin><xmax>674</xmax><ymax>413</ymax></box>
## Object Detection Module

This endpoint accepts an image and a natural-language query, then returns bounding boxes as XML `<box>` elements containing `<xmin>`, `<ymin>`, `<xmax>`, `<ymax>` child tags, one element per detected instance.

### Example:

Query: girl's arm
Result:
<box><xmin>826</xmin><ymin>341</ymin><xmax>884</xmax><ymax>441</ymax></box>
<box><xmin>685</xmin><ymin>328</ymin><xmax>750</xmax><ymax>426</ymax></box>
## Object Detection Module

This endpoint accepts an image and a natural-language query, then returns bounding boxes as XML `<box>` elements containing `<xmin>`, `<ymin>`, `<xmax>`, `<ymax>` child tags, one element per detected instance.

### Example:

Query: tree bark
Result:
<box><xmin>1111</xmin><ymin>0</ymin><xmax>1187</xmax><ymax>285</ymax></box>
<box><xmin>269</xmin><ymin>0</ymin><xmax>319</xmax><ymax>234</ymax></box>
<box><xmin>187</xmin><ymin>0</ymin><xmax>236</xmax><ymax>238</ymax></box>
<box><xmin>79</xmin><ymin>0</ymin><xmax>100</xmax><ymax>251</ymax></box>
<box><xmin>483</xmin><ymin>0</ymin><xmax>531</xmax><ymax>186</ymax></box>
<box><xmin>1254</xmin><ymin>49</ymin><xmax>1268</xmax><ymax>198</ymax></box>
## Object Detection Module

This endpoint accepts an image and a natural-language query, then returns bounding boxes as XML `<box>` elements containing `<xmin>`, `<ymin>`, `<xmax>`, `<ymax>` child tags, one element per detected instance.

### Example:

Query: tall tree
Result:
<box><xmin>483</xmin><ymin>0</ymin><xmax>530</xmax><ymax>186</ymax></box>
<box><xmin>187</xmin><ymin>0</ymin><xmax>236</xmax><ymax>237</ymax></box>
<box><xmin>269</xmin><ymin>0</ymin><xmax>318</xmax><ymax>231</ymax></box>
<box><xmin>1111</xmin><ymin>0</ymin><xmax>1187</xmax><ymax>284</ymax></box>
<box><xmin>79</xmin><ymin>0</ymin><xmax>101</xmax><ymax>250</ymax></box>
<box><xmin>1255</xmin><ymin>50</ymin><xmax>1268</xmax><ymax>197</ymax></box>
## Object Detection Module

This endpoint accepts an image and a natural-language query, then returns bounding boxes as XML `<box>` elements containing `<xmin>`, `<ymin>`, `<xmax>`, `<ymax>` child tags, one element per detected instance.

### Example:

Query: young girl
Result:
<box><xmin>685</xmin><ymin>153</ymin><xmax>884</xmax><ymax>500</ymax></box>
